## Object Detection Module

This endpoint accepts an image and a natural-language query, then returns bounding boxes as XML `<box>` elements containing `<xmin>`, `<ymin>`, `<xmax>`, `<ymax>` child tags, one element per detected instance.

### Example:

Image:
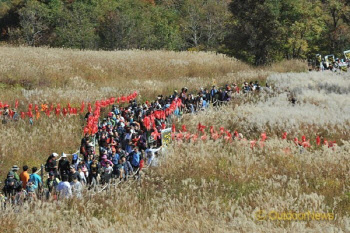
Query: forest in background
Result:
<box><xmin>0</xmin><ymin>0</ymin><xmax>349</xmax><ymax>65</ymax></box>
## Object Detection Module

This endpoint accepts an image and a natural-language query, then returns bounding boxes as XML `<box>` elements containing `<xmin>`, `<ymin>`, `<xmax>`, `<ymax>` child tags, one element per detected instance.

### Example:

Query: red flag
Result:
<box><xmin>83</xmin><ymin>126</ymin><xmax>89</xmax><ymax>135</ymax></box>
<box><xmin>197</xmin><ymin>123</ymin><xmax>206</xmax><ymax>133</ymax></box>
<box><xmin>139</xmin><ymin>159</ymin><xmax>144</xmax><ymax>170</ymax></box>
<box><xmin>88</xmin><ymin>103</ymin><xmax>92</xmax><ymax>113</ymax></box>
<box><xmin>181</xmin><ymin>125</ymin><xmax>187</xmax><ymax>132</ymax></box>
<box><xmin>172</xmin><ymin>123</ymin><xmax>176</xmax><ymax>133</ymax></box>
<box><xmin>151</xmin><ymin>128</ymin><xmax>160</xmax><ymax>141</ymax></box>
<box><xmin>80</xmin><ymin>101</ymin><xmax>85</xmax><ymax>114</ymax></box>
<box><xmin>143</xmin><ymin>116</ymin><xmax>151</xmax><ymax>130</ymax></box>
<box><xmin>55</xmin><ymin>107</ymin><xmax>60</xmax><ymax>116</ymax></box>
<box><xmin>28</xmin><ymin>103</ymin><xmax>33</xmax><ymax>111</ymax></box>
<box><xmin>250</xmin><ymin>140</ymin><xmax>257</xmax><ymax>149</ymax></box>
<box><xmin>224</xmin><ymin>131</ymin><xmax>232</xmax><ymax>143</ymax></box>
<box><xmin>177</xmin><ymin>132</ymin><xmax>184</xmax><ymax>141</ymax></box>
<box><xmin>282</xmin><ymin>132</ymin><xmax>287</xmax><ymax>140</ymax></box>
<box><xmin>210</xmin><ymin>126</ymin><xmax>215</xmax><ymax>134</ymax></box>
<box><xmin>301</xmin><ymin>135</ymin><xmax>306</xmax><ymax>142</ymax></box>
<box><xmin>15</xmin><ymin>100</ymin><xmax>19</xmax><ymax>109</ymax></box>
<box><xmin>9</xmin><ymin>109</ymin><xmax>14</xmax><ymax>118</ymax></box>
<box><xmin>109</xmin><ymin>97</ymin><xmax>115</xmax><ymax>105</ymax></box>
<box><xmin>261</xmin><ymin>132</ymin><xmax>267</xmax><ymax>142</ymax></box>
<box><xmin>294</xmin><ymin>137</ymin><xmax>299</xmax><ymax>146</ymax></box>
<box><xmin>316</xmin><ymin>136</ymin><xmax>321</xmax><ymax>146</ymax></box>
<box><xmin>62</xmin><ymin>108</ymin><xmax>68</xmax><ymax>116</ymax></box>
<box><xmin>219</xmin><ymin>127</ymin><xmax>225</xmax><ymax>134</ymax></box>
<box><xmin>192</xmin><ymin>134</ymin><xmax>198</xmax><ymax>142</ymax></box>
<box><xmin>27</xmin><ymin>111</ymin><xmax>33</xmax><ymax>118</ymax></box>
<box><xmin>120</xmin><ymin>96</ymin><xmax>125</xmax><ymax>103</ymax></box>
<box><xmin>20</xmin><ymin>112</ymin><xmax>25</xmax><ymax>119</ymax></box>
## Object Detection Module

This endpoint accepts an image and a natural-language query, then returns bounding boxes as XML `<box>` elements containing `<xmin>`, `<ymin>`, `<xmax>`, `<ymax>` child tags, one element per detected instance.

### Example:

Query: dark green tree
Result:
<box><xmin>224</xmin><ymin>0</ymin><xmax>283</xmax><ymax>65</ymax></box>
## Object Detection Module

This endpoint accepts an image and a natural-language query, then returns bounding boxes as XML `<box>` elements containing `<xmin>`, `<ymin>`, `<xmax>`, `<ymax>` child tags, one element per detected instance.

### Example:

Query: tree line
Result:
<box><xmin>0</xmin><ymin>0</ymin><xmax>349</xmax><ymax>65</ymax></box>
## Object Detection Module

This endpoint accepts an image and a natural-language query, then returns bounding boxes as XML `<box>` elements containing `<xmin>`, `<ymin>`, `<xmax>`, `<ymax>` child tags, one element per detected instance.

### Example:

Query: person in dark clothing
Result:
<box><xmin>46</xmin><ymin>153</ymin><xmax>58</xmax><ymax>176</ymax></box>
<box><xmin>210</xmin><ymin>86</ymin><xmax>217</xmax><ymax>103</ymax></box>
<box><xmin>69</xmin><ymin>166</ymin><xmax>81</xmax><ymax>183</ymax></box>
<box><xmin>58</xmin><ymin>154</ymin><xmax>70</xmax><ymax>178</ymax></box>
<box><xmin>88</xmin><ymin>159</ymin><xmax>100</xmax><ymax>185</ymax></box>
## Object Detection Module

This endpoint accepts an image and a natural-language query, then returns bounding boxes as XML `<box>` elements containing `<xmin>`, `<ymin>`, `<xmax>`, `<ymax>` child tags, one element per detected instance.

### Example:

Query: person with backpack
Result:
<box><xmin>3</xmin><ymin>171</ymin><xmax>20</xmax><ymax>198</ymax></box>
<box><xmin>46</xmin><ymin>172</ymin><xmax>60</xmax><ymax>200</ymax></box>
<box><xmin>11</xmin><ymin>165</ymin><xmax>20</xmax><ymax>181</ymax></box>
<box><xmin>45</xmin><ymin>153</ymin><xmax>58</xmax><ymax>176</ymax></box>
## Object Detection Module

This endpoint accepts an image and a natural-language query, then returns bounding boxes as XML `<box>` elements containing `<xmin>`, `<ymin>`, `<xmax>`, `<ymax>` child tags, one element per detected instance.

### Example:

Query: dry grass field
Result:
<box><xmin>0</xmin><ymin>46</ymin><xmax>307</xmax><ymax>177</ymax></box>
<box><xmin>3</xmin><ymin>47</ymin><xmax>342</xmax><ymax>233</ymax></box>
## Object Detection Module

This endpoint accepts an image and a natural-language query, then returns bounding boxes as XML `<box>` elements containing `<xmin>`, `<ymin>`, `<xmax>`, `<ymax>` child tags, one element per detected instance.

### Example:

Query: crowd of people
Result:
<box><xmin>1</xmin><ymin>81</ymin><xmax>266</xmax><ymax>204</ymax></box>
<box><xmin>314</xmin><ymin>55</ymin><xmax>349</xmax><ymax>72</ymax></box>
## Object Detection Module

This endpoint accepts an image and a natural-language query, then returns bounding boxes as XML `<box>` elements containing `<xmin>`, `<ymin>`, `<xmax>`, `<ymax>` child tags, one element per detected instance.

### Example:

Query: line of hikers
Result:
<box><xmin>1</xmin><ymin>80</ymin><xmax>266</xmax><ymax>203</ymax></box>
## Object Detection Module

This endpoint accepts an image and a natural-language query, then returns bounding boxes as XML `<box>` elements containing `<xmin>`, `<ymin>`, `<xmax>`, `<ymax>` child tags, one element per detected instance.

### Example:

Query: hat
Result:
<box><xmin>12</xmin><ymin>165</ymin><xmax>19</xmax><ymax>171</ymax></box>
<box><xmin>52</xmin><ymin>153</ymin><xmax>58</xmax><ymax>157</ymax></box>
<box><xmin>108</xmin><ymin>112</ymin><xmax>113</xmax><ymax>117</ymax></box>
<box><xmin>101</xmin><ymin>155</ymin><xmax>107</xmax><ymax>160</ymax></box>
<box><xmin>61</xmin><ymin>153</ymin><xmax>67</xmax><ymax>158</ymax></box>
<box><xmin>49</xmin><ymin>172</ymin><xmax>54</xmax><ymax>176</ymax></box>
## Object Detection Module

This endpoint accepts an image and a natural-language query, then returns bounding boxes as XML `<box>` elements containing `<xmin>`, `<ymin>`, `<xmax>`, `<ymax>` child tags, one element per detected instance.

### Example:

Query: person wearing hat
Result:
<box><xmin>45</xmin><ymin>153</ymin><xmax>58</xmax><ymax>176</ymax></box>
<box><xmin>58</xmin><ymin>153</ymin><xmax>70</xmax><ymax>179</ymax></box>
<box><xmin>3</xmin><ymin>171</ymin><xmax>18</xmax><ymax>198</ymax></box>
<box><xmin>20</xmin><ymin>165</ymin><xmax>30</xmax><ymax>189</ymax></box>
<box><xmin>11</xmin><ymin>165</ymin><xmax>20</xmax><ymax>181</ymax></box>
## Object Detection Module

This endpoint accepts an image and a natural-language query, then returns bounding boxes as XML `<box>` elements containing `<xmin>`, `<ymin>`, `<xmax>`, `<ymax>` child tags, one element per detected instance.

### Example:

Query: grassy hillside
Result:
<box><xmin>0</xmin><ymin>47</ymin><xmax>320</xmax><ymax>232</ymax></box>
<box><xmin>0</xmin><ymin>46</ymin><xmax>307</xmax><ymax>178</ymax></box>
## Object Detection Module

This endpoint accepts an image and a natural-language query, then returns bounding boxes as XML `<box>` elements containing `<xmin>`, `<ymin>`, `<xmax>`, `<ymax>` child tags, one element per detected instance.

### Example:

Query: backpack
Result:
<box><xmin>73</xmin><ymin>153</ymin><xmax>78</xmax><ymax>161</ymax></box>
<box><xmin>5</xmin><ymin>178</ymin><xmax>16</xmax><ymax>190</ymax></box>
<box><xmin>45</xmin><ymin>162</ymin><xmax>50</xmax><ymax>172</ymax></box>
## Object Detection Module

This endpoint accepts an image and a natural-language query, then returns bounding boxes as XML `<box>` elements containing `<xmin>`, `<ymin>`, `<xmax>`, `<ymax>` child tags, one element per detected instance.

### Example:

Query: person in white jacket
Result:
<box><xmin>145</xmin><ymin>145</ymin><xmax>162</xmax><ymax>167</ymax></box>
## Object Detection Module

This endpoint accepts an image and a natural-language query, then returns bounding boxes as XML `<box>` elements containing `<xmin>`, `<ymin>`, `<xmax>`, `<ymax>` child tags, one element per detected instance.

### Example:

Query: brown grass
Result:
<box><xmin>0</xmin><ymin>46</ymin><xmax>325</xmax><ymax>232</ymax></box>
